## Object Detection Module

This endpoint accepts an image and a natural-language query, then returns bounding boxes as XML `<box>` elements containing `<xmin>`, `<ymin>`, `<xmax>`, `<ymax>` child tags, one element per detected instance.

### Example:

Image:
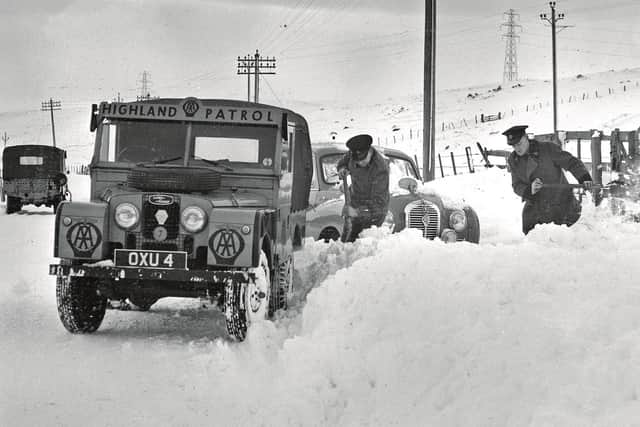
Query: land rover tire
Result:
<box><xmin>6</xmin><ymin>196</ymin><xmax>21</xmax><ymax>214</ymax></box>
<box><xmin>269</xmin><ymin>255</ymin><xmax>291</xmax><ymax>316</ymax></box>
<box><xmin>225</xmin><ymin>251</ymin><xmax>271</xmax><ymax>341</ymax></box>
<box><xmin>56</xmin><ymin>276</ymin><xmax>107</xmax><ymax>333</ymax></box>
<box><xmin>127</xmin><ymin>166</ymin><xmax>221</xmax><ymax>193</ymax></box>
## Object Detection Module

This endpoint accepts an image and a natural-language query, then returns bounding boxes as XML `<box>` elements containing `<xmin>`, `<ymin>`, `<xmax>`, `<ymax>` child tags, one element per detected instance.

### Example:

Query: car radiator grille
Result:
<box><xmin>124</xmin><ymin>195</ymin><xmax>193</xmax><ymax>253</ymax></box>
<box><xmin>142</xmin><ymin>196</ymin><xmax>180</xmax><ymax>239</ymax></box>
<box><xmin>405</xmin><ymin>200</ymin><xmax>441</xmax><ymax>239</ymax></box>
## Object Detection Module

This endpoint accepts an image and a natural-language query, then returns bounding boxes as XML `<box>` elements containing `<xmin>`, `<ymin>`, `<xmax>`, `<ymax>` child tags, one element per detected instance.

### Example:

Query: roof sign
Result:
<box><xmin>98</xmin><ymin>98</ymin><xmax>280</xmax><ymax>125</ymax></box>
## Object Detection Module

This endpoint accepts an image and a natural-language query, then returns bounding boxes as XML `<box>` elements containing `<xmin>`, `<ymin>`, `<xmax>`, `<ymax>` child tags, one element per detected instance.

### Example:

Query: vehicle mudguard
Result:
<box><xmin>54</xmin><ymin>201</ymin><xmax>108</xmax><ymax>260</ymax></box>
<box><xmin>207</xmin><ymin>208</ymin><xmax>263</xmax><ymax>268</ymax></box>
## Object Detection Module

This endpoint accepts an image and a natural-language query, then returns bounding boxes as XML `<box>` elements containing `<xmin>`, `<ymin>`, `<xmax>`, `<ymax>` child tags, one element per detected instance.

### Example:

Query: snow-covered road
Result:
<box><xmin>3</xmin><ymin>170</ymin><xmax>640</xmax><ymax>426</ymax></box>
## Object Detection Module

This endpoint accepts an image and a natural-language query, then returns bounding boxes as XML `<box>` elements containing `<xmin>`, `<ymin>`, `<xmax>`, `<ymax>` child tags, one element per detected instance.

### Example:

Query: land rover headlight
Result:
<box><xmin>382</xmin><ymin>210</ymin><xmax>395</xmax><ymax>231</ymax></box>
<box><xmin>181</xmin><ymin>206</ymin><xmax>207</xmax><ymax>233</ymax></box>
<box><xmin>114</xmin><ymin>203</ymin><xmax>139</xmax><ymax>229</ymax></box>
<box><xmin>449</xmin><ymin>209</ymin><xmax>467</xmax><ymax>232</ymax></box>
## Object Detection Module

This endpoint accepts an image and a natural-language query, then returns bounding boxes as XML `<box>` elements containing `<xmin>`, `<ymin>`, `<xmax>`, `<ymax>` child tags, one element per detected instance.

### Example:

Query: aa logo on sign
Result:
<box><xmin>182</xmin><ymin>98</ymin><xmax>200</xmax><ymax>117</ymax></box>
<box><xmin>209</xmin><ymin>228</ymin><xmax>245</xmax><ymax>265</ymax></box>
<box><xmin>66</xmin><ymin>222</ymin><xmax>102</xmax><ymax>258</ymax></box>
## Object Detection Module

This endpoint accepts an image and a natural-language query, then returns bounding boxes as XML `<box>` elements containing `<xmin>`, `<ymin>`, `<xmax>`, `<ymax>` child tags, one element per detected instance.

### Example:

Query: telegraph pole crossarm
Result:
<box><xmin>237</xmin><ymin>50</ymin><xmax>276</xmax><ymax>103</ymax></box>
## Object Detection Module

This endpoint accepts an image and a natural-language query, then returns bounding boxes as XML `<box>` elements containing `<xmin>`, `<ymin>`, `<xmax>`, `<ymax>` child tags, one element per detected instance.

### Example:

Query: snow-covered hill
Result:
<box><xmin>3</xmin><ymin>68</ymin><xmax>640</xmax><ymax>166</ymax></box>
<box><xmin>2</xmin><ymin>69</ymin><xmax>640</xmax><ymax>426</ymax></box>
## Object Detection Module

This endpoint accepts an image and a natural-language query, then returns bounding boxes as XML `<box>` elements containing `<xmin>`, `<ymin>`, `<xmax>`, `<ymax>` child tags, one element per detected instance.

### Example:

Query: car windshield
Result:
<box><xmin>388</xmin><ymin>155</ymin><xmax>419</xmax><ymax>180</ymax></box>
<box><xmin>98</xmin><ymin>119</ymin><xmax>277</xmax><ymax>168</ymax></box>
<box><xmin>319</xmin><ymin>152</ymin><xmax>419</xmax><ymax>185</ymax></box>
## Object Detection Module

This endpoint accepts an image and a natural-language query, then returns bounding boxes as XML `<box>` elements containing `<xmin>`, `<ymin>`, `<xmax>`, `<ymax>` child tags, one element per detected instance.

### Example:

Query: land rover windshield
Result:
<box><xmin>97</xmin><ymin>119</ymin><xmax>278</xmax><ymax>168</ymax></box>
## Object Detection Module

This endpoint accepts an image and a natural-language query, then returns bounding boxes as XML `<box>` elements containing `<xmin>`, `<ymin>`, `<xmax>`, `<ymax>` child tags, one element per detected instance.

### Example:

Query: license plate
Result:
<box><xmin>114</xmin><ymin>249</ymin><xmax>188</xmax><ymax>270</ymax></box>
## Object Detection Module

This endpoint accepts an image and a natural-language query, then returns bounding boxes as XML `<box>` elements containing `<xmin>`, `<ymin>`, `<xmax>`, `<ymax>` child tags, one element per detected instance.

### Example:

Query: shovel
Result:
<box><xmin>341</xmin><ymin>177</ymin><xmax>354</xmax><ymax>242</ymax></box>
<box><xmin>541</xmin><ymin>182</ymin><xmax>608</xmax><ymax>206</ymax></box>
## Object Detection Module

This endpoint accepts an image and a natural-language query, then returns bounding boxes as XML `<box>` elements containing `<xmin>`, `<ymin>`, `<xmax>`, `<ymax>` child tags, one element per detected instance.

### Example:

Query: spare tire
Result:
<box><xmin>127</xmin><ymin>166</ymin><xmax>221</xmax><ymax>192</ymax></box>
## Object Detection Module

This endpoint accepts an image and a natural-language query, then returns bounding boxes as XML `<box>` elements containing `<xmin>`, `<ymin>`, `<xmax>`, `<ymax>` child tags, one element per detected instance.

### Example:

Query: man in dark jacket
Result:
<box><xmin>337</xmin><ymin>134</ymin><xmax>390</xmax><ymax>242</ymax></box>
<box><xmin>505</xmin><ymin>125</ymin><xmax>593</xmax><ymax>235</ymax></box>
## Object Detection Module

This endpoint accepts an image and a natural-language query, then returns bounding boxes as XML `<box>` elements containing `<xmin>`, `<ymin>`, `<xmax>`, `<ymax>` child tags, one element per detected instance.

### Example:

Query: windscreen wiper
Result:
<box><xmin>151</xmin><ymin>156</ymin><xmax>183</xmax><ymax>165</ymax></box>
<box><xmin>135</xmin><ymin>156</ymin><xmax>183</xmax><ymax>167</ymax></box>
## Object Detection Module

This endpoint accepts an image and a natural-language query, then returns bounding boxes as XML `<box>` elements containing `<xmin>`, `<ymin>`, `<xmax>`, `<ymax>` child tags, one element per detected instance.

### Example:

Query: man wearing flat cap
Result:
<box><xmin>336</xmin><ymin>134</ymin><xmax>390</xmax><ymax>242</ymax></box>
<box><xmin>504</xmin><ymin>125</ymin><xmax>593</xmax><ymax>234</ymax></box>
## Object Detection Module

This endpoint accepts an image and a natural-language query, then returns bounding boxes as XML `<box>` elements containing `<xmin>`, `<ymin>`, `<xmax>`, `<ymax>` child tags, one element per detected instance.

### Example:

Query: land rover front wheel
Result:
<box><xmin>224</xmin><ymin>251</ymin><xmax>270</xmax><ymax>341</ymax></box>
<box><xmin>56</xmin><ymin>276</ymin><xmax>107</xmax><ymax>333</ymax></box>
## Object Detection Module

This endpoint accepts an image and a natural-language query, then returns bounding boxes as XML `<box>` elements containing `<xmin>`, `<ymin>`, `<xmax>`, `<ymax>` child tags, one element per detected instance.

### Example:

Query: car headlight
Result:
<box><xmin>449</xmin><ymin>209</ymin><xmax>467</xmax><ymax>232</ymax></box>
<box><xmin>114</xmin><ymin>203</ymin><xmax>139</xmax><ymax>230</ymax></box>
<box><xmin>382</xmin><ymin>210</ymin><xmax>395</xmax><ymax>231</ymax></box>
<box><xmin>441</xmin><ymin>228</ymin><xmax>457</xmax><ymax>243</ymax></box>
<box><xmin>181</xmin><ymin>206</ymin><xmax>207</xmax><ymax>233</ymax></box>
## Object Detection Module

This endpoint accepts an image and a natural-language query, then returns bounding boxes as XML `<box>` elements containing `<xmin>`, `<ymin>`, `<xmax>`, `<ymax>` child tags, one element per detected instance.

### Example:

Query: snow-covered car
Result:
<box><xmin>49</xmin><ymin>97</ymin><xmax>313</xmax><ymax>341</ymax></box>
<box><xmin>307</xmin><ymin>143</ymin><xmax>480</xmax><ymax>243</ymax></box>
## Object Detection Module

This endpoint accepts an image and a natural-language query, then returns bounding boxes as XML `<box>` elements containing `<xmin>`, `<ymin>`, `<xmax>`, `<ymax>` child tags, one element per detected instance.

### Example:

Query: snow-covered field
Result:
<box><xmin>2</xmin><ymin>70</ymin><xmax>640</xmax><ymax>426</ymax></box>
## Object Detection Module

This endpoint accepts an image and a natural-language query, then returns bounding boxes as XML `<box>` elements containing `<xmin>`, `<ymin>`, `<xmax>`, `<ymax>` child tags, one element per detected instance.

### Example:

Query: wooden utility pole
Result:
<box><xmin>41</xmin><ymin>98</ymin><xmax>61</xmax><ymax>147</ymax></box>
<box><xmin>423</xmin><ymin>0</ymin><xmax>436</xmax><ymax>181</ymax></box>
<box><xmin>237</xmin><ymin>50</ymin><xmax>276</xmax><ymax>103</ymax></box>
<box><xmin>540</xmin><ymin>2</ymin><xmax>566</xmax><ymax>135</ymax></box>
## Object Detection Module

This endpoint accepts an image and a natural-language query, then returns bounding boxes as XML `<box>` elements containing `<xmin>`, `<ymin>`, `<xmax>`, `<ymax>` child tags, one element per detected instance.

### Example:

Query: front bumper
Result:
<box><xmin>49</xmin><ymin>263</ymin><xmax>252</xmax><ymax>284</ymax></box>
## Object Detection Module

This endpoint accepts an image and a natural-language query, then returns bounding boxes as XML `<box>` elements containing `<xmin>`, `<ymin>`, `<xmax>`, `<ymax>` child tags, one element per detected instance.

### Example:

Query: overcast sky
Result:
<box><xmin>1</xmin><ymin>0</ymin><xmax>639</xmax><ymax>113</ymax></box>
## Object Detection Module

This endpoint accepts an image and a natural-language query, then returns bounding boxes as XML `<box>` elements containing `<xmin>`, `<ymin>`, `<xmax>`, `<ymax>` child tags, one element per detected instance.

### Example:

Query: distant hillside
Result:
<box><xmin>1</xmin><ymin>68</ymin><xmax>639</xmax><ymax>166</ymax></box>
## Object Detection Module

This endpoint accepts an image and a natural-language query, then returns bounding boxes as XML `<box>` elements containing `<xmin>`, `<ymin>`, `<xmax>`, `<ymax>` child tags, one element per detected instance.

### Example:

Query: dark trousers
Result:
<box><xmin>341</xmin><ymin>212</ymin><xmax>386</xmax><ymax>243</ymax></box>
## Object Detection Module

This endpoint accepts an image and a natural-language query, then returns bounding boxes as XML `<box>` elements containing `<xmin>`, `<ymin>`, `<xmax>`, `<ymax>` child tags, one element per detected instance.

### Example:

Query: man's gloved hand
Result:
<box><xmin>338</xmin><ymin>167</ymin><xmax>349</xmax><ymax>179</ymax></box>
<box><xmin>531</xmin><ymin>178</ymin><xmax>543</xmax><ymax>195</ymax></box>
<box><xmin>582</xmin><ymin>181</ymin><xmax>593</xmax><ymax>192</ymax></box>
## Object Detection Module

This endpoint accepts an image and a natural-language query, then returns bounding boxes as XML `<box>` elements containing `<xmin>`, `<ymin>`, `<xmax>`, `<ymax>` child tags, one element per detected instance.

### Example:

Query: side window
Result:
<box><xmin>98</xmin><ymin>122</ymin><xmax>117</xmax><ymax>162</ymax></box>
<box><xmin>310</xmin><ymin>153</ymin><xmax>318</xmax><ymax>189</ymax></box>
<box><xmin>281</xmin><ymin>125</ymin><xmax>295</xmax><ymax>173</ymax></box>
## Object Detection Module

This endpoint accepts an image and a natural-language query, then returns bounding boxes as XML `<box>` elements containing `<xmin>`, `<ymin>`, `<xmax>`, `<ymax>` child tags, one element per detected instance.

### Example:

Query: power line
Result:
<box><xmin>262</xmin><ymin>77</ymin><xmax>282</xmax><ymax>106</ymax></box>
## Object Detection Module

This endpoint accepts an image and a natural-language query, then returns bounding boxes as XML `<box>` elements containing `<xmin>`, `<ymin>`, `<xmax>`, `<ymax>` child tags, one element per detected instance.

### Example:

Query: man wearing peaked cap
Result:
<box><xmin>505</xmin><ymin>125</ymin><xmax>594</xmax><ymax>235</ymax></box>
<box><xmin>503</xmin><ymin>125</ymin><xmax>529</xmax><ymax>145</ymax></box>
<box><xmin>336</xmin><ymin>134</ymin><xmax>390</xmax><ymax>242</ymax></box>
<box><xmin>345</xmin><ymin>134</ymin><xmax>373</xmax><ymax>152</ymax></box>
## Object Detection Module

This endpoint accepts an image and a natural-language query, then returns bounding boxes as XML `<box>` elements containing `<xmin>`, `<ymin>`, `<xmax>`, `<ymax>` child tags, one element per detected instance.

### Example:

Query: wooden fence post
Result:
<box><xmin>610</xmin><ymin>128</ymin><xmax>622</xmax><ymax>172</ymax></box>
<box><xmin>465</xmin><ymin>146</ymin><xmax>474</xmax><ymax>173</ymax></box>
<box><xmin>630</xmin><ymin>129</ymin><xmax>638</xmax><ymax>159</ymax></box>
<box><xmin>591</xmin><ymin>129</ymin><xmax>602</xmax><ymax>186</ymax></box>
<box><xmin>450</xmin><ymin>152</ymin><xmax>457</xmax><ymax>175</ymax></box>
